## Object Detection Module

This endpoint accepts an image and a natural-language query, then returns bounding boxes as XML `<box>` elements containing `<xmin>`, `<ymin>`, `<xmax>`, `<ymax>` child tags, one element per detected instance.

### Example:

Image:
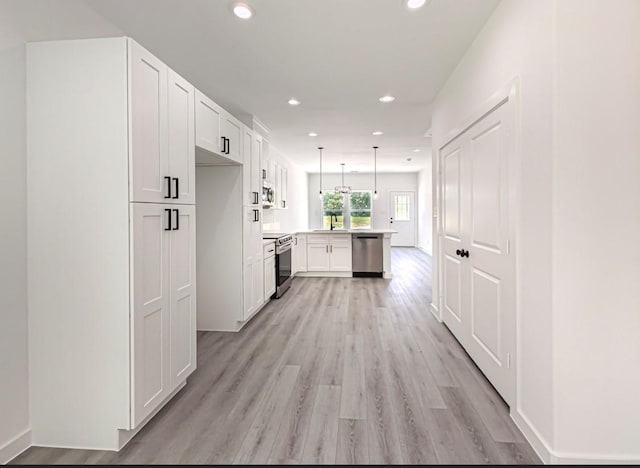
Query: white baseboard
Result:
<box><xmin>430</xmin><ymin>302</ymin><xmax>441</xmax><ymax>322</ymax></box>
<box><xmin>295</xmin><ymin>271</ymin><xmax>352</xmax><ymax>278</ymax></box>
<box><xmin>416</xmin><ymin>245</ymin><xmax>433</xmax><ymax>256</ymax></box>
<box><xmin>0</xmin><ymin>428</ymin><xmax>32</xmax><ymax>464</ymax></box>
<box><xmin>511</xmin><ymin>410</ymin><xmax>640</xmax><ymax>465</ymax></box>
<box><xmin>511</xmin><ymin>410</ymin><xmax>552</xmax><ymax>464</ymax></box>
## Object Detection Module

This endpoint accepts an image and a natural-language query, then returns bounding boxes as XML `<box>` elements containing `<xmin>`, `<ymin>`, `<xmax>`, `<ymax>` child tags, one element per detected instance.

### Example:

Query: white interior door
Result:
<box><xmin>131</xmin><ymin>203</ymin><xmax>170</xmax><ymax>427</ymax></box>
<box><xmin>169</xmin><ymin>205</ymin><xmax>196</xmax><ymax>388</ymax></box>
<box><xmin>389</xmin><ymin>191</ymin><xmax>416</xmax><ymax>246</ymax></box>
<box><xmin>439</xmin><ymin>98</ymin><xmax>515</xmax><ymax>406</ymax></box>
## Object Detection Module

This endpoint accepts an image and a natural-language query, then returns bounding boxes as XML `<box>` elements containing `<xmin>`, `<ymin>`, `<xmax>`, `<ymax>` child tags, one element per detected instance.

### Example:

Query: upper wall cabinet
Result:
<box><xmin>129</xmin><ymin>41</ymin><xmax>195</xmax><ymax>204</ymax></box>
<box><xmin>195</xmin><ymin>89</ymin><xmax>243</xmax><ymax>165</ymax></box>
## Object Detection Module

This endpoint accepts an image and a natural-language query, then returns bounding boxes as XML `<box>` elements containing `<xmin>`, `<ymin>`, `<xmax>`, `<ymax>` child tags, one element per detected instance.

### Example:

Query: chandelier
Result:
<box><xmin>335</xmin><ymin>163</ymin><xmax>351</xmax><ymax>194</ymax></box>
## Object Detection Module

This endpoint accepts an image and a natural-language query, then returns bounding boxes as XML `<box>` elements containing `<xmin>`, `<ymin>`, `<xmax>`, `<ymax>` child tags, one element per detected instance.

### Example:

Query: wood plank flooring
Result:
<box><xmin>12</xmin><ymin>247</ymin><xmax>540</xmax><ymax>465</ymax></box>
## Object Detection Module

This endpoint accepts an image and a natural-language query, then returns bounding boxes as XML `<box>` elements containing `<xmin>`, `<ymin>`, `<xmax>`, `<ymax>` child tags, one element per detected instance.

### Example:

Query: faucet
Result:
<box><xmin>330</xmin><ymin>214</ymin><xmax>338</xmax><ymax>231</ymax></box>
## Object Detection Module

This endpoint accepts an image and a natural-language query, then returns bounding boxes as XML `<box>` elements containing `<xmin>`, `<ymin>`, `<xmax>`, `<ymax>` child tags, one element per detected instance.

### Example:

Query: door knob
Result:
<box><xmin>456</xmin><ymin>249</ymin><xmax>462</xmax><ymax>256</ymax></box>
<box><xmin>462</xmin><ymin>249</ymin><xmax>470</xmax><ymax>258</ymax></box>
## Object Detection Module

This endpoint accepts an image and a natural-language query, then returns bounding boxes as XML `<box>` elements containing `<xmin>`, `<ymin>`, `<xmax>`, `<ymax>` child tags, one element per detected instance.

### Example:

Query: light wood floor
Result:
<box><xmin>13</xmin><ymin>248</ymin><xmax>539</xmax><ymax>465</ymax></box>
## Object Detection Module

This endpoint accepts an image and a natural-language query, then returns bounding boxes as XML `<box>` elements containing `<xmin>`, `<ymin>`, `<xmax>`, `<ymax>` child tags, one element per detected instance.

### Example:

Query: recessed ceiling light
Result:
<box><xmin>406</xmin><ymin>157</ymin><xmax>413</xmax><ymax>162</ymax></box>
<box><xmin>405</xmin><ymin>0</ymin><xmax>427</xmax><ymax>10</ymax></box>
<box><xmin>379</xmin><ymin>95</ymin><xmax>395</xmax><ymax>103</ymax></box>
<box><xmin>413</xmin><ymin>149</ymin><xmax>421</xmax><ymax>152</ymax></box>
<box><xmin>288</xmin><ymin>98</ymin><xmax>300</xmax><ymax>106</ymax></box>
<box><xmin>232</xmin><ymin>2</ymin><xmax>254</xmax><ymax>19</ymax></box>
<box><xmin>308</xmin><ymin>132</ymin><xmax>318</xmax><ymax>137</ymax></box>
<box><xmin>372</xmin><ymin>131</ymin><xmax>384</xmax><ymax>136</ymax></box>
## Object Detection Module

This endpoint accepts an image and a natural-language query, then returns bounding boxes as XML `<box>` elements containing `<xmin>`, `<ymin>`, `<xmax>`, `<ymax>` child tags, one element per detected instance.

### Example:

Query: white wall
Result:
<box><xmin>552</xmin><ymin>0</ymin><xmax>640</xmax><ymax>460</ymax></box>
<box><xmin>431</xmin><ymin>0</ymin><xmax>555</xmax><ymax>459</ymax></box>
<box><xmin>0</xmin><ymin>1</ymin><xmax>121</xmax><ymax>461</ymax></box>
<box><xmin>307</xmin><ymin>172</ymin><xmax>418</xmax><ymax>233</ymax></box>
<box><xmin>262</xmin><ymin>147</ymin><xmax>309</xmax><ymax>233</ymax></box>
<box><xmin>0</xmin><ymin>12</ymin><xmax>30</xmax><ymax>462</ymax></box>
<box><xmin>417</xmin><ymin>161</ymin><xmax>433</xmax><ymax>254</ymax></box>
<box><xmin>433</xmin><ymin>0</ymin><xmax>640</xmax><ymax>463</ymax></box>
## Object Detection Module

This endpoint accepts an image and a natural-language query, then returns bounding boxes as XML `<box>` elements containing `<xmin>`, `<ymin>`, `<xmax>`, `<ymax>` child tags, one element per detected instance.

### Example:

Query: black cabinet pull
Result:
<box><xmin>164</xmin><ymin>176</ymin><xmax>171</xmax><ymax>199</ymax></box>
<box><xmin>165</xmin><ymin>209</ymin><xmax>172</xmax><ymax>231</ymax></box>
<box><xmin>220</xmin><ymin>136</ymin><xmax>226</xmax><ymax>154</ymax></box>
<box><xmin>227</xmin><ymin>137</ymin><xmax>231</xmax><ymax>154</ymax></box>
<box><xmin>253</xmin><ymin>192</ymin><xmax>259</xmax><ymax>204</ymax></box>
<box><xmin>173</xmin><ymin>209</ymin><xmax>179</xmax><ymax>230</ymax></box>
<box><xmin>262</xmin><ymin>169</ymin><xmax>266</xmax><ymax>179</ymax></box>
<box><xmin>173</xmin><ymin>178</ymin><xmax>179</xmax><ymax>199</ymax></box>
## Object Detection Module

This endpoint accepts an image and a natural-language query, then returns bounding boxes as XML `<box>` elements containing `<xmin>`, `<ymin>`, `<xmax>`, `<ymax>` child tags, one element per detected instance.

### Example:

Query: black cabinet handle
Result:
<box><xmin>221</xmin><ymin>136</ymin><xmax>226</xmax><ymax>154</ymax></box>
<box><xmin>253</xmin><ymin>191</ymin><xmax>259</xmax><ymax>204</ymax></box>
<box><xmin>173</xmin><ymin>178</ymin><xmax>179</xmax><ymax>199</ymax></box>
<box><xmin>165</xmin><ymin>209</ymin><xmax>172</xmax><ymax>231</ymax></box>
<box><xmin>282</xmin><ymin>200</ymin><xmax>286</xmax><ymax>208</ymax></box>
<box><xmin>164</xmin><ymin>176</ymin><xmax>172</xmax><ymax>199</ymax></box>
<box><xmin>173</xmin><ymin>209</ymin><xmax>179</xmax><ymax>230</ymax></box>
<box><xmin>227</xmin><ymin>137</ymin><xmax>231</xmax><ymax>155</ymax></box>
<box><xmin>256</xmin><ymin>210</ymin><xmax>260</xmax><ymax>222</ymax></box>
<box><xmin>262</xmin><ymin>169</ymin><xmax>267</xmax><ymax>179</ymax></box>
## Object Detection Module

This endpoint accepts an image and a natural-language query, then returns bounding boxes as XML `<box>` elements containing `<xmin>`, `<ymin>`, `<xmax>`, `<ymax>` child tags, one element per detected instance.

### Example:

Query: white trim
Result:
<box><xmin>430</xmin><ymin>302</ymin><xmax>441</xmax><ymax>322</ymax></box>
<box><xmin>512</xmin><ymin>410</ymin><xmax>640</xmax><ymax>464</ymax></box>
<box><xmin>0</xmin><ymin>429</ymin><xmax>32</xmax><ymax>464</ymax></box>
<box><xmin>296</xmin><ymin>271</ymin><xmax>352</xmax><ymax>278</ymax></box>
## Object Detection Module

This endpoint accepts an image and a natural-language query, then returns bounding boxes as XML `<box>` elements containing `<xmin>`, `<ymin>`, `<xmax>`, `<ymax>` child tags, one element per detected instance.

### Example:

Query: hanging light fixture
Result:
<box><xmin>335</xmin><ymin>163</ymin><xmax>352</xmax><ymax>194</ymax></box>
<box><xmin>373</xmin><ymin>146</ymin><xmax>379</xmax><ymax>199</ymax></box>
<box><xmin>318</xmin><ymin>147</ymin><xmax>324</xmax><ymax>200</ymax></box>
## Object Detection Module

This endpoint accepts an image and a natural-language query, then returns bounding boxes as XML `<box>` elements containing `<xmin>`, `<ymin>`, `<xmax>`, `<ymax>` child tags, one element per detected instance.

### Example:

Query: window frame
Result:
<box><xmin>320</xmin><ymin>189</ymin><xmax>373</xmax><ymax>230</ymax></box>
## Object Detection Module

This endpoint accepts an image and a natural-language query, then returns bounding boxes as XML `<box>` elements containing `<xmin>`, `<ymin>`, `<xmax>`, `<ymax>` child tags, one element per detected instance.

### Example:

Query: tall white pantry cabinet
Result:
<box><xmin>27</xmin><ymin>37</ymin><xmax>197</xmax><ymax>450</ymax></box>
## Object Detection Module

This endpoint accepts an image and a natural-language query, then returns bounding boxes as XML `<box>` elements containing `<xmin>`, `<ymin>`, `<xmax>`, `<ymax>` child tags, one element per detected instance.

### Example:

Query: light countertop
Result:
<box><xmin>295</xmin><ymin>229</ymin><xmax>397</xmax><ymax>235</ymax></box>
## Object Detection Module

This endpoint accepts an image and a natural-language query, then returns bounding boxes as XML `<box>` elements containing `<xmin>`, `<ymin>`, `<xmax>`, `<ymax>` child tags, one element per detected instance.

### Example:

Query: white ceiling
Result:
<box><xmin>16</xmin><ymin>0</ymin><xmax>500</xmax><ymax>173</ymax></box>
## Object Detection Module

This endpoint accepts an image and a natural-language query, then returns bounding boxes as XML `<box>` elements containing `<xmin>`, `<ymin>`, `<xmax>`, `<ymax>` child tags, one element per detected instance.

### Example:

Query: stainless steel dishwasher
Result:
<box><xmin>352</xmin><ymin>233</ymin><xmax>383</xmax><ymax>277</ymax></box>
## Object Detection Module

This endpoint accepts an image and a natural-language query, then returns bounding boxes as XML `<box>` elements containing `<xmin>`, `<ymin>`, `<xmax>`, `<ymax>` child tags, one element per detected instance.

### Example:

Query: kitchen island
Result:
<box><xmin>292</xmin><ymin>229</ymin><xmax>396</xmax><ymax>279</ymax></box>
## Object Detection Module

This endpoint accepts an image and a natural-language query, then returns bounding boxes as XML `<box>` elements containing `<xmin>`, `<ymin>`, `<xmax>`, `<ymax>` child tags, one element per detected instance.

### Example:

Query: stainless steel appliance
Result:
<box><xmin>262</xmin><ymin>183</ymin><xmax>274</xmax><ymax>208</ymax></box>
<box><xmin>262</xmin><ymin>233</ymin><xmax>293</xmax><ymax>298</ymax></box>
<box><xmin>352</xmin><ymin>233</ymin><xmax>383</xmax><ymax>277</ymax></box>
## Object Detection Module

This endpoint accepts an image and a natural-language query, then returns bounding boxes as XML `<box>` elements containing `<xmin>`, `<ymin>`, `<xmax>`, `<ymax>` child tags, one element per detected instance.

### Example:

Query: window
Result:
<box><xmin>322</xmin><ymin>193</ymin><xmax>345</xmax><ymax>229</ymax></box>
<box><xmin>394</xmin><ymin>195</ymin><xmax>411</xmax><ymax>221</ymax></box>
<box><xmin>349</xmin><ymin>191</ymin><xmax>372</xmax><ymax>229</ymax></box>
<box><xmin>321</xmin><ymin>190</ymin><xmax>372</xmax><ymax>229</ymax></box>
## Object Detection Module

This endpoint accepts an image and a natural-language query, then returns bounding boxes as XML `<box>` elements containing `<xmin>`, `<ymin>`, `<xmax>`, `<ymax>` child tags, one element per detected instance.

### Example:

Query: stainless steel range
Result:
<box><xmin>262</xmin><ymin>232</ymin><xmax>293</xmax><ymax>298</ymax></box>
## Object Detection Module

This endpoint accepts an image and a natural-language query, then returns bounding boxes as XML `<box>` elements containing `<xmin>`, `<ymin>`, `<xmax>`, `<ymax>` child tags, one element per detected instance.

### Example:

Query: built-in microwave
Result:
<box><xmin>262</xmin><ymin>184</ymin><xmax>274</xmax><ymax>208</ymax></box>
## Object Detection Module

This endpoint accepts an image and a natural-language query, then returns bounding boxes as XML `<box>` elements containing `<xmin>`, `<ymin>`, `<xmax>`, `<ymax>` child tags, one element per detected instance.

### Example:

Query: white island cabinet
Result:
<box><xmin>27</xmin><ymin>37</ymin><xmax>196</xmax><ymax>451</ymax></box>
<box><xmin>294</xmin><ymin>230</ymin><xmax>395</xmax><ymax>279</ymax></box>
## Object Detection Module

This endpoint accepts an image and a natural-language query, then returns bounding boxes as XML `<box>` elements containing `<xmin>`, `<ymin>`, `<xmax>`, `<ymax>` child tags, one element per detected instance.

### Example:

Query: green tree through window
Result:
<box><xmin>323</xmin><ymin>193</ymin><xmax>344</xmax><ymax>229</ymax></box>
<box><xmin>350</xmin><ymin>191</ymin><xmax>372</xmax><ymax>229</ymax></box>
<box><xmin>321</xmin><ymin>191</ymin><xmax>372</xmax><ymax>229</ymax></box>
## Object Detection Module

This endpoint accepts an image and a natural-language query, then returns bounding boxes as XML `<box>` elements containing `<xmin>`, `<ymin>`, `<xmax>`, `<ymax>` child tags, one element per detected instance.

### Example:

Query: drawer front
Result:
<box><xmin>330</xmin><ymin>235</ymin><xmax>351</xmax><ymax>245</ymax></box>
<box><xmin>263</xmin><ymin>242</ymin><xmax>276</xmax><ymax>258</ymax></box>
<box><xmin>307</xmin><ymin>234</ymin><xmax>329</xmax><ymax>244</ymax></box>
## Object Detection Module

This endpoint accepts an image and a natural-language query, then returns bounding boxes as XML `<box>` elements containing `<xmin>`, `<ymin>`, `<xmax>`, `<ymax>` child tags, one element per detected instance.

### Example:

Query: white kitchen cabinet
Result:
<box><xmin>243</xmin><ymin>258</ymin><xmax>264</xmax><ymax>321</ymax></box>
<box><xmin>131</xmin><ymin>203</ymin><xmax>196</xmax><ymax>426</ymax></box>
<box><xmin>242</xmin><ymin>127</ymin><xmax>261</xmax><ymax>206</ymax></box>
<box><xmin>130</xmin><ymin>42</ymin><xmax>194</xmax><ymax>205</ymax></box>
<box><xmin>329</xmin><ymin>235</ymin><xmax>352</xmax><ymax>271</ymax></box>
<box><xmin>293</xmin><ymin>234</ymin><xmax>307</xmax><ymax>273</ymax></box>
<box><xmin>27</xmin><ymin>37</ymin><xmax>197</xmax><ymax>450</ymax></box>
<box><xmin>264</xmin><ymin>243</ymin><xmax>276</xmax><ymax>301</ymax></box>
<box><xmin>195</xmin><ymin>89</ymin><xmax>222</xmax><ymax>156</ymax></box>
<box><xmin>306</xmin><ymin>234</ymin><xmax>353</xmax><ymax>272</ymax></box>
<box><xmin>221</xmin><ymin>111</ymin><xmax>243</xmax><ymax>164</ymax></box>
<box><xmin>167</xmin><ymin>70</ymin><xmax>196</xmax><ymax>204</ymax></box>
<box><xmin>280</xmin><ymin>166</ymin><xmax>288</xmax><ymax>209</ymax></box>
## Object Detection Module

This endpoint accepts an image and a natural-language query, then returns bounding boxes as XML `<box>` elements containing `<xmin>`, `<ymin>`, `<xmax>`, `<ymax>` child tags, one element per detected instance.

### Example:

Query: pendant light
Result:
<box><xmin>318</xmin><ymin>147</ymin><xmax>324</xmax><ymax>200</ymax></box>
<box><xmin>335</xmin><ymin>163</ymin><xmax>352</xmax><ymax>194</ymax></box>
<box><xmin>373</xmin><ymin>146</ymin><xmax>379</xmax><ymax>199</ymax></box>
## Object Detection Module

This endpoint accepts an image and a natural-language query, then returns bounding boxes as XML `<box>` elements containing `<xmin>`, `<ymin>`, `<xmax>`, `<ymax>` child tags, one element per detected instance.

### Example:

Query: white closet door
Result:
<box><xmin>441</xmin><ymin>137</ymin><xmax>467</xmax><ymax>341</ymax></box>
<box><xmin>131</xmin><ymin>203</ymin><xmax>171</xmax><ymax>427</ymax></box>
<box><xmin>440</xmin><ymin>98</ymin><xmax>515</xmax><ymax>406</ymax></box>
<box><xmin>169</xmin><ymin>205</ymin><xmax>197</xmax><ymax>389</ymax></box>
<box><xmin>129</xmin><ymin>40</ymin><xmax>168</xmax><ymax>203</ymax></box>
<box><xmin>464</xmin><ymin>102</ymin><xmax>515</xmax><ymax>405</ymax></box>
<box><xmin>167</xmin><ymin>69</ymin><xmax>195</xmax><ymax>205</ymax></box>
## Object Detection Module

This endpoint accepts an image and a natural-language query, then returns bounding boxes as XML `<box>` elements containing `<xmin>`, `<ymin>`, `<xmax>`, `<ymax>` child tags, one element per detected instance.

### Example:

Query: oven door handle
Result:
<box><xmin>276</xmin><ymin>243</ymin><xmax>292</xmax><ymax>254</ymax></box>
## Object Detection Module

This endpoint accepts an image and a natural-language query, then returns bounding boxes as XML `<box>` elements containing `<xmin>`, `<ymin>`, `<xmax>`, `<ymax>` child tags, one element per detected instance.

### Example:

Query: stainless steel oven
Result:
<box><xmin>263</xmin><ymin>233</ymin><xmax>293</xmax><ymax>298</ymax></box>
